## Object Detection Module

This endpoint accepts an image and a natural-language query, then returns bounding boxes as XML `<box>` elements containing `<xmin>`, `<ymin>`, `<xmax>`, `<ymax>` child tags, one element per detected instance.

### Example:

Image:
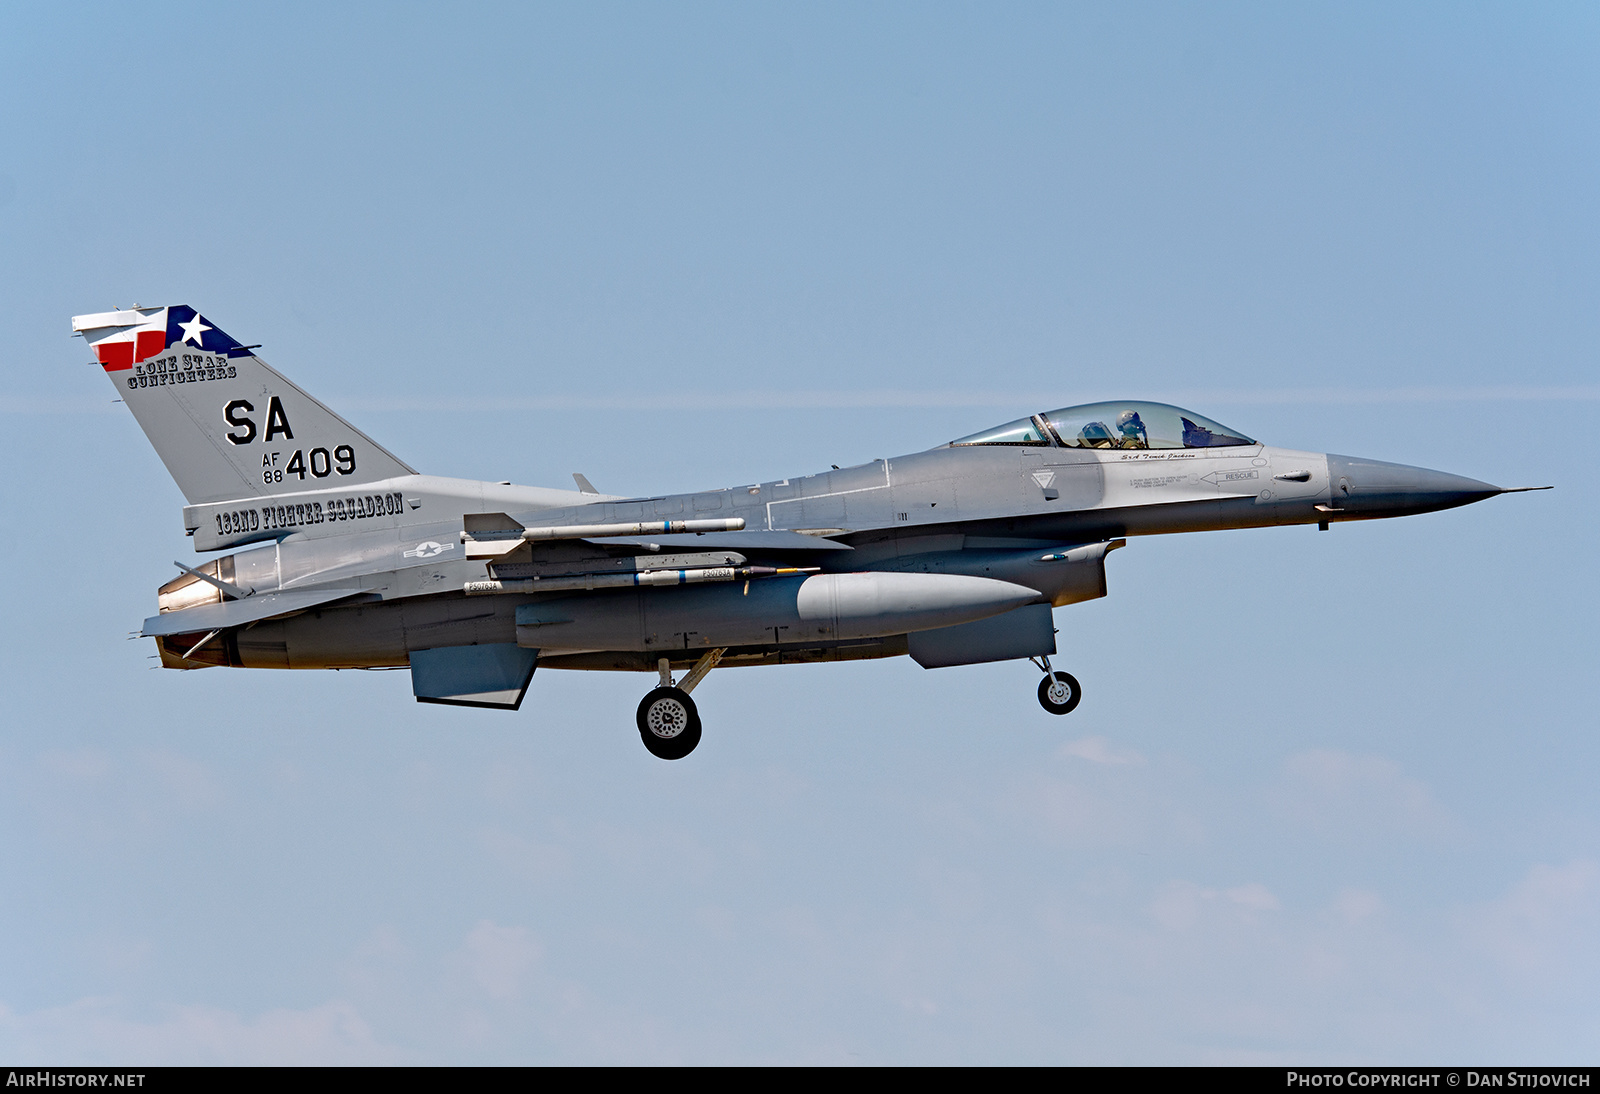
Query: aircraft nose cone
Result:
<box><xmin>1326</xmin><ymin>454</ymin><xmax>1501</xmax><ymax>517</ymax></box>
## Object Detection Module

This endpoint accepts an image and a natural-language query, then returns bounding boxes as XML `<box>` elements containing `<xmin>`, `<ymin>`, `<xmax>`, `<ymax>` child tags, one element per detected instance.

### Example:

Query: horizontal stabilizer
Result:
<box><xmin>411</xmin><ymin>644</ymin><xmax>538</xmax><ymax>710</ymax></box>
<box><xmin>141</xmin><ymin>586</ymin><xmax>367</xmax><ymax>637</ymax></box>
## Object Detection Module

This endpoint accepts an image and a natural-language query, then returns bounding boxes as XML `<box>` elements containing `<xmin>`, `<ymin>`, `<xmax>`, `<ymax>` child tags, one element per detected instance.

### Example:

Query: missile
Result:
<box><xmin>463</xmin><ymin>518</ymin><xmax>748</xmax><ymax>557</ymax></box>
<box><xmin>465</xmin><ymin>565</ymin><xmax>815</xmax><ymax>596</ymax></box>
<box><xmin>521</xmin><ymin>517</ymin><xmax>746</xmax><ymax>541</ymax></box>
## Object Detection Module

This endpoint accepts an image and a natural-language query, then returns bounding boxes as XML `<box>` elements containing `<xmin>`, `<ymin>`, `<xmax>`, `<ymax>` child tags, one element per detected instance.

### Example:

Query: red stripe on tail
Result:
<box><xmin>134</xmin><ymin>330</ymin><xmax>166</xmax><ymax>362</ymax></box>
<box><xmin>97</xmin><ymin>341</ymin><xmax>134</xmax><ymax>371</ymax></box>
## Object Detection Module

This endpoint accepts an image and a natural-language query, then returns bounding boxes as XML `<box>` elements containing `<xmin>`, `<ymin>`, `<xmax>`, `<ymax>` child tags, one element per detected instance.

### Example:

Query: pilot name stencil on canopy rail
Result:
<box><xmin>75</xmin><ymin>305</ymin><xmax>1547</xmax><ymax>760</ymax></box>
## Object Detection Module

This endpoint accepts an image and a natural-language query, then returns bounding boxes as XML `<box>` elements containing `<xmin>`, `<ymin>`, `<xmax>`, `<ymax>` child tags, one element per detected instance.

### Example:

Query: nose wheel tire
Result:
<box><xmin>1037</xmin><ymin>671</ymin><xmax>1082</xmax><ymax>715</ymax></box>
<box><xmin>637</xmin><ymin>687</ymin><xmax>702</xmax><ymax>760</ymax></box>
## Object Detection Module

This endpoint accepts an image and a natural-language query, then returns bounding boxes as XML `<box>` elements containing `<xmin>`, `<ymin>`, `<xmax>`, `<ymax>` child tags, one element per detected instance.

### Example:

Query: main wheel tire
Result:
<box><xmin>1037</xmin><ymin>671</ymin><xmax>1082</xmax><ymax>715</ymax></box>
<box><xmin>636</xmin><ymin>687</ymin><xmax>702</xmax><ymax>760</ymax></box>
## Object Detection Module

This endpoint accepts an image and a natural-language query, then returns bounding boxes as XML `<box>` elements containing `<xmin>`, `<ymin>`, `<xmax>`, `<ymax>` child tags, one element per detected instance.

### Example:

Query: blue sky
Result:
<box><xmin>0</xmin><ymin>1</ymin><xmax>1595</xmax><ymax>1063</ymax></box>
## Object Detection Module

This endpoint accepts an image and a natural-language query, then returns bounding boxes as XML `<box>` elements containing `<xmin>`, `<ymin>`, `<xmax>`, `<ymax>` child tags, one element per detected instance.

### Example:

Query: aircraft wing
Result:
<box><xmin>140</xmin><ymin>586</ymin><xmax>369</xmax><ymax>637</ymax></box>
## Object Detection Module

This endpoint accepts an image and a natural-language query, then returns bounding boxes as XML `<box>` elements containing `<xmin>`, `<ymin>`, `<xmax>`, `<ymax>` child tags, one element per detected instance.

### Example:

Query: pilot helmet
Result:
<box><xmin>1117</xmin><ymin>409</ymin><xmax>1143</xmax><ymax>430</ymax></box>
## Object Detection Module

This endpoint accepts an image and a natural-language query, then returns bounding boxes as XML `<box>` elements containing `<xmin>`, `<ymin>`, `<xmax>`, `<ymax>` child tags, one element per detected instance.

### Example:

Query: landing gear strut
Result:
<box><xmin>1031</xmin><ymin>655</ymin><xmax>1081</xmax><ymax>715</ymax></box>
<box><xmin>637</xmin><ymin>650</ymin><xmax>723</xmax><ymax>760</ymax></box>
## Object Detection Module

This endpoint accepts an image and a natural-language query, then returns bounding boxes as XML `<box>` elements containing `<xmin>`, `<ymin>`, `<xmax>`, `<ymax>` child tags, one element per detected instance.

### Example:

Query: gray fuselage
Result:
<box><xmin>155</xmin><ymin>438</ymin><xmax>1498</xmax><ymax>675</ymax></box>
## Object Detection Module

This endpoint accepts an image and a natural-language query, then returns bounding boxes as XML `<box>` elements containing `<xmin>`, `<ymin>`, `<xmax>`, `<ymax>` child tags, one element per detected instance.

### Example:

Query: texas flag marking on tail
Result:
<box><xmin>73</xmin><ymin>305</ymin><xmax>249</xmax><ymax>370</ymax></box>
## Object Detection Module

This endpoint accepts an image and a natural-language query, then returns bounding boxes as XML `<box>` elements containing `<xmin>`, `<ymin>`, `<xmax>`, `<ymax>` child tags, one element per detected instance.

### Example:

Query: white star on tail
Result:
<box><xmin>179</xmin><ymin>314</ymin><xmax>212</xmax><ymax>346</ymax></box>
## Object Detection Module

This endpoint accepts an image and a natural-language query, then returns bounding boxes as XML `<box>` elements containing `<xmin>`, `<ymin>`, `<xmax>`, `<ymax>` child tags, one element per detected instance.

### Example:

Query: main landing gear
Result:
<box><xmin>1030</xmin><ymin>655</ymin><xmax>1082</xmax><ymax>715</ymax></box>
<box><xmin>637</xmin><ymin>649</ymin><xmax>724</xmax><ymax>760</ymax></box>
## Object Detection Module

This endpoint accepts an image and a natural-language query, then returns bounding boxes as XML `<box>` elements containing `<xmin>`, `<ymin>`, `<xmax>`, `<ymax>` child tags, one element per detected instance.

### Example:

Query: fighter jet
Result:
<box><xmin>75</xmin><ymin>305</ymin><xmax>1541</xmax><ymax>759</ymax></box>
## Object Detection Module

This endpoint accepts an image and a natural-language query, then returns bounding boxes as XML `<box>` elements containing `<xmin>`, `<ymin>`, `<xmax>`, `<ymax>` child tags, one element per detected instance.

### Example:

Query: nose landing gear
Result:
<box><xmin>637</xmin><ymin>650</ymin><xmax>724</xmax><ymax>760</ymax></box>
<box><xmin>1030</xmin><ymin>655</ymin><xmax>1081</xmax><ymax>715</ymax></box>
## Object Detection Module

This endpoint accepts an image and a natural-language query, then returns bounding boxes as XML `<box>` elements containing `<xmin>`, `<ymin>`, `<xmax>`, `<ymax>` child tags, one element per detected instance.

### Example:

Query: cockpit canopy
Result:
<box><xmin>950</xmin><ymin>401</ymin><xmax>1256</xmax><ymax>451</ymax></box>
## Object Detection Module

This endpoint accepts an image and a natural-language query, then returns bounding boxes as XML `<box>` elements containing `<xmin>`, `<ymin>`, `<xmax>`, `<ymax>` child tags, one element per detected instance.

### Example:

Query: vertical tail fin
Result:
<box><xmin>73</xmin><ymin>305</ymin><xmax>415</xmax><ymax>505</ymax></box>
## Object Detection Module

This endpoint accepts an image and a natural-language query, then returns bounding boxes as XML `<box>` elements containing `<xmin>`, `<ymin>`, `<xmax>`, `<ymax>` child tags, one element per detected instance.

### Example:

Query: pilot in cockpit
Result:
<box><xmin>1116</xmin><ymin>409</ymin><xmax>1149</xmax><ymax>449</ymax></box>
